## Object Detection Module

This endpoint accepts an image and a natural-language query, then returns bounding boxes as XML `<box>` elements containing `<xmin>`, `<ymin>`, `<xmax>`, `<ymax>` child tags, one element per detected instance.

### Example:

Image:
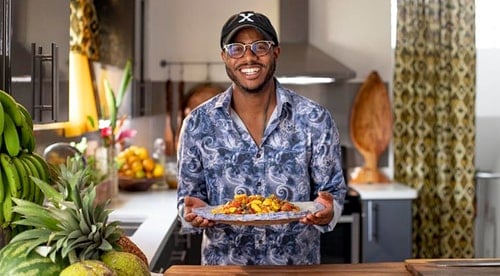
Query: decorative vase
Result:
<box><xmin>95</xmin><ymin>144</ymin><xmax>119</xmax><ymax>204</ymax></box>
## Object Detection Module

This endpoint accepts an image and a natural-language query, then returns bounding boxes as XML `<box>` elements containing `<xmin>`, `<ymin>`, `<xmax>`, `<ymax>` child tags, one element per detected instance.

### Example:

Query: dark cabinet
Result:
<box><xmin>361</xmin><ymin>199</ymin><xmax>413</xmax><ymax>262</ymax></box>
<box><xmin>0</xmin><ymin>0</ymin><xmax>69</xmax><ymax>123</ymax></box>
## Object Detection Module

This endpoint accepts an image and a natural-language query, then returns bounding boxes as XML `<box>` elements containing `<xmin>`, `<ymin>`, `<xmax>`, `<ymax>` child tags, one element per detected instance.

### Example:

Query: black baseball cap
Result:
<box><xmin>220</xmin><ymin>11</ymin><xmax>279</xmax><ymax>48</ymax></box>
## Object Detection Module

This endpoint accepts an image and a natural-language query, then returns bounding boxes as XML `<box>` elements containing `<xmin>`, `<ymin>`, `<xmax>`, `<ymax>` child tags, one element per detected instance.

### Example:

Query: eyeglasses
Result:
<box><xmin>223</xmin><ymin>40</ymin><xmax>275</xmax><ymax>59</ymax></box>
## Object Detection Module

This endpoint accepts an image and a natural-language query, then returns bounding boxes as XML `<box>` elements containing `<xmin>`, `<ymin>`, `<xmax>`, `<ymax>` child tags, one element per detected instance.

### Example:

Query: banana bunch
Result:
<box><xmin>0</xmin><ymin>89</ymin><xmax>50</xmax><ymax>230</ymax></box>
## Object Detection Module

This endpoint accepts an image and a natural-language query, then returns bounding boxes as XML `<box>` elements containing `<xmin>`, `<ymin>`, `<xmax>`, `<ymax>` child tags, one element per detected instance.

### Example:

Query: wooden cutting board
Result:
<box><xmin>349</xmin><ymin>71</ymin><xmax>392</xmax><ymax>184</ymax></box>
<box><xmin>405</xmin><ymin>258</ymin><xmax>500</xmax><ymax>275</ymax></box>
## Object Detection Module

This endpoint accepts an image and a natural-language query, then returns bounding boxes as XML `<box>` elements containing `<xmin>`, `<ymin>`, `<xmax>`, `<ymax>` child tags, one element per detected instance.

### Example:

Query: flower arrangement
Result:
<box><xmin>88</xmin><ymin>60</ymin><xmax>135</xmax><ymax>149</ymax></box>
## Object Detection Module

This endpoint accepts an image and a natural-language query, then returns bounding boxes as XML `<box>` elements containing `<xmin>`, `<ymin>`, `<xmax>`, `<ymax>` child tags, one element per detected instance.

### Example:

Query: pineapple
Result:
<box><xmin>10</xmin><ymin>158</ymin><xmax>148</xmax><ymax>266</ymax></box>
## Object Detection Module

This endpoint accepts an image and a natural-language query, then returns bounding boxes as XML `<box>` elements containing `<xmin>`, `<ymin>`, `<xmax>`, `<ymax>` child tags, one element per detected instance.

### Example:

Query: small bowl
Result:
<box><xmin>118</xmin><ymin>176</ymin><xmax>162</xmax><ymax>192</ymax></box>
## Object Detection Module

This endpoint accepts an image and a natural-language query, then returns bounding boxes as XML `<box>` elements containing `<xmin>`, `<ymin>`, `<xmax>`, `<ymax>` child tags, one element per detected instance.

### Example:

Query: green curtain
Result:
<box><xmin>393</xmin><ymin>0</ymin><xmax>476</xmax><ymax>258</ymax></box>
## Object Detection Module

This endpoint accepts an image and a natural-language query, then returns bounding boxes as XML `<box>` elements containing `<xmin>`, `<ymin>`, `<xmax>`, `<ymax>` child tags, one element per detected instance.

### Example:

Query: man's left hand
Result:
<box><xmin>300</xmin><ymin>191</ymin><xmax>334</xmax><ymax>225</ymax></box>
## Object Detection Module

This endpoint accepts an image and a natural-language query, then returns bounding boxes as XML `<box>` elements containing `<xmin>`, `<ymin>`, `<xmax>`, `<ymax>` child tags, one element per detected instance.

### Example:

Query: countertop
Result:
<box><xmin>164</xmin><ymin>262</ymin><xmax>410</xmax><ymax>275</ymax></box>
<box><xmin>165</xmin><ymin>259</ymin><xmax>500</xmax><ymax>275</ymax></box>
<box><xmin>349</xmin><ymin>182</ymin><xmax>417</xmax><ymax>200</ymax></box>
<box><xmin>108</xmin><ymin>189</ymin><xmax>178</xmax><ymax>274</ymax></box>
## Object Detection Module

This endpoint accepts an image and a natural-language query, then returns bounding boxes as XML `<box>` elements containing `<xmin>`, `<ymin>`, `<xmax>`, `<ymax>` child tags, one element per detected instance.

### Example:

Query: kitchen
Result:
<box><xmin>0</xmin><ymin>0</ymin><xmax>499</xmax><ymax>275</ymax></box>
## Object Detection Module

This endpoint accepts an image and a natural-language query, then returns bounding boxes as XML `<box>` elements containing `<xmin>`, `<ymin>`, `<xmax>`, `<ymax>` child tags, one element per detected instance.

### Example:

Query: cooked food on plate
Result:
<box><xmin>211</xmin><ymin>194</ymin><xmax>300</xmax><ymax>215</ymax></box>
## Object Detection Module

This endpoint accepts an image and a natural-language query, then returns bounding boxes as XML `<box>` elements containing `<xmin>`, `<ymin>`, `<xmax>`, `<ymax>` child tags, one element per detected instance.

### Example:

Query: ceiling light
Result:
<box><xmin>277</xmin><ymin>76</ymin><xmax>335</xmax><ymax>85</ymax></box>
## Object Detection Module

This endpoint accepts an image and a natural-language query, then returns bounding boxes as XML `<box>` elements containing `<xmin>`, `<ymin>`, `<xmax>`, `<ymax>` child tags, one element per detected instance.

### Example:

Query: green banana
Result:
<box><xmin>0</xmin><ymin>153</ymin><xmax>21</xmax><ymax>199</ymax></box>
<box><xmin>22</xmin><ymin>152</ymin><xmax>50</xmax><ymax>184</ymax></box>
<box><xmin>0</xmin><ymin>101</ymin><xmax>5</xmax><ymax>137</ymax></box>
<box><xmin>16</xmin><ymin>103</ymin><xmax>33</xmax><ymax>130</ymax></box>
<box><xmin>2</xmin><ymin>114</ymin><xmax>21</xmax><ymax>157</ymax></box>
<box><xmin>12</xmin><ymin>156</ymin><xmax>30</xmax><ymax>200</ymax></box>
<box><xmin>0</xmin><ymin>158</ymin><xmax>4</xmax><ymax>204</ymax></box>
<box><xmin>16</xmin><ymin>110</ymin><xmax>34</xmax><ymax>151</ymax></box>
<box><xmin>19</xmin><ymin>153</ymin><xmax>40</xmax><ymax>203</ymax></box>
<box><xmin>0</xmin><ymin>89</ymin><xmax>23</xmax><ymax>127</ymax></box>
<box><xmin>2</xmin><ymin>183</ymin><xmax>12</xmax><ymax>226</ymax></box>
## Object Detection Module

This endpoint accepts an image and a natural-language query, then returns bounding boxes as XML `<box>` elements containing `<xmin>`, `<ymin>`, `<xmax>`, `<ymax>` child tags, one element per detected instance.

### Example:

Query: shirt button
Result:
<box><xmin>256</xmin><ymin>152</ymin><xmax>261</xmax><ymax>158</ymax></box>
<box><xmin>256</xmin><ymin>182</ymin><xmax>261</xmax><ymax>187</ymax></box>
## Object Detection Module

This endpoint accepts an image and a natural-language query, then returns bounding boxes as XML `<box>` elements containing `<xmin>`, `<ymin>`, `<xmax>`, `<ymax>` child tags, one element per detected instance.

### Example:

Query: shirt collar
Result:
<box><xmin>213</xmin><ymin>79</ymin><xmax>293</xmax><ymax>115</ymax></box>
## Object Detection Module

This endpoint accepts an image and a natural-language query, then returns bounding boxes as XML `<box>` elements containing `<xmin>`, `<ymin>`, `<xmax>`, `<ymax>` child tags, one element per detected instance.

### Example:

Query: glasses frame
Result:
<box><xmin>223</xmin><ymin>40</ymin><xmax>275</xmax><ymax>59</ymax></box>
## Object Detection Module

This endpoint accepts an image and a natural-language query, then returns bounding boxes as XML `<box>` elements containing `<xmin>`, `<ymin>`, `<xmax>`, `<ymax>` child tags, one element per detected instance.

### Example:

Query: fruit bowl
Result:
<box><xmin>118</xmin><ymin>176</ymin><xmax>163</xmax><ymax>192</ymax></box>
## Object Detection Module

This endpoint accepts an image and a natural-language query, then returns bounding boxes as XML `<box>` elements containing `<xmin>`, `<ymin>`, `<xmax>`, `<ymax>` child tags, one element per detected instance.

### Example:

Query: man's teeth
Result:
<box><xmin>241</xmin><ymin>68</ymin><xmax>260</xmax><ymax>74</ymax></box>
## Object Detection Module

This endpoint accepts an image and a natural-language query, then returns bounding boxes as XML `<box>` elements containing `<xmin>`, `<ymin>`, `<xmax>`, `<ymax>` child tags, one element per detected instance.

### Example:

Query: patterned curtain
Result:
<box><xmin>64</xmin><ymin>0</ymin><xmax>100</xmax><ymax>137</ymax></box>
<box><xmin>393</xmin><ymin>0</ymin><xmax>476</xmax><ymax>258</ymax></box>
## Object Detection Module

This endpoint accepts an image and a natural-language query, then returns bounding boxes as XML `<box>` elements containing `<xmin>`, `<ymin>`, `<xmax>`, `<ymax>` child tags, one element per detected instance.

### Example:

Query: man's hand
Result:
<box><xmin>300</xmin><ymin>191</ymin><xmax>334</xmax><ymax>225</ymax></box>
<box><xmin>184</xmin><ymin>196</ymin><xmax>215</xmax><ymax>228</ymax></box>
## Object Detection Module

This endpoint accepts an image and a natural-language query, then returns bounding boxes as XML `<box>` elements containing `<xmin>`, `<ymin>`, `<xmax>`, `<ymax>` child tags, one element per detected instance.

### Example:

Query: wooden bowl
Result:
<box><xmin>118</xmin><ymin>176</ymin><xmax>162</xmax><ymax>192</ymax></box>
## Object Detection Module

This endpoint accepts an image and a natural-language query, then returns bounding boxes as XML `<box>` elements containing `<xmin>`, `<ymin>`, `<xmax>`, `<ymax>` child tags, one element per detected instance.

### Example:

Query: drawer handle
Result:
<box><xmin>367</xmin><ymin>201</ymin><xmax>378</xmax><ymax>242</ymax></box>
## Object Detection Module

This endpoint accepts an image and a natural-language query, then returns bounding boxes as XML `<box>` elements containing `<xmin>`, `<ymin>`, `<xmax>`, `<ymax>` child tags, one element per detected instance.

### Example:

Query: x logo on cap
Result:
<box><xmin>238</xmin><ymin>12</ymin><xmax>255</xmax><ymax>23</ymax></box>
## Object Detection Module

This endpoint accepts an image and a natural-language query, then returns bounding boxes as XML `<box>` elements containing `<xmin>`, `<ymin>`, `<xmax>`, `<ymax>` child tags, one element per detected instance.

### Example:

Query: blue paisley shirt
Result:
<box><xmin>177</xmin><ymin>81</ymin><xmax>346</xmax><ymax>265</ymax></box>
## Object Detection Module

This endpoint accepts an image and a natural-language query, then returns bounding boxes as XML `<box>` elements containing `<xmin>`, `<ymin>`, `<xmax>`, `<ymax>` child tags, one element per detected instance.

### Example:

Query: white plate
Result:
<box><xmin>193</xmin><ymin>201</ymin><xmax>324</xmax><ymax>226</ymax></box>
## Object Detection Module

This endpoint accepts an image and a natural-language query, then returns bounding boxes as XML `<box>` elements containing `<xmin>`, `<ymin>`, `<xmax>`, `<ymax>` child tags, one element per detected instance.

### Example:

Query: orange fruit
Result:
<box><xmin>122</xmin><ymin>169</ymin><xmax>134</xmax><ymax>178</ymax></box>
<box><xmin>134</xmin><ymin>147</ymin><xmax>149</xmax><ymax>160</ymax></box>
<box><xmin>135</xmin><ymin>170</ymin><xmax>145</xmax><ymax>179</ymax></box>
<box><xmin>142</xmin><ymin>158</ymin><xmax>155</xmax><ymax>172</ymax></box>
<box><xmin>127</xmin><ymin>155</ymin><xmax>140</xmax><ymax>166</ymax></box>
<box><xmin>130</xmin><ymin>160</ymin><xmax>143</xmax><ymax>173</ymax></box>
<box><xmin>152</xmin><ymin>163</ymin><xmax>165</xmax><ymax>178</ymax></box>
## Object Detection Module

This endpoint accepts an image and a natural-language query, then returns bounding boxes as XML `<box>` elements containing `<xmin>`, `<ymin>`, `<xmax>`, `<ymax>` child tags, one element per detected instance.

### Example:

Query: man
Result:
<box><xmin>177</xmin><ymin>11</ymin><xmax>346</xmax><ymax>265</ymax></box>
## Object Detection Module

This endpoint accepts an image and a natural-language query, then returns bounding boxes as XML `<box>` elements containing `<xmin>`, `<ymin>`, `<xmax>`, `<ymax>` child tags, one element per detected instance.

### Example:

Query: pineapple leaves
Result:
<box><xmin>11</xmin><ymin>198</ymin><xmax>60</xmax><ymax>229</ymax></box>
<box><xmin>31</xmin><ymin>177</ymin><xmax>63</xmax><ymax>205</ymax></box>
<box><xmin>9</xmin><ymin>158</ymin><xmax>125</xmax><ymax>265</ymax></box>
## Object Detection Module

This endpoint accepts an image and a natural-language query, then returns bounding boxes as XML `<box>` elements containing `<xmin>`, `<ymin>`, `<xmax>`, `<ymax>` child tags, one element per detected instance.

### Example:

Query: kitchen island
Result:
<box><xmin>165</xmin><ymin>262</ymin><xmax>409</xmax><ymax>275</ymax></box>
<box><xmin>165</xmin><ymin>259</ymin><xmax>500</xmax><ymax>275</ymax></box>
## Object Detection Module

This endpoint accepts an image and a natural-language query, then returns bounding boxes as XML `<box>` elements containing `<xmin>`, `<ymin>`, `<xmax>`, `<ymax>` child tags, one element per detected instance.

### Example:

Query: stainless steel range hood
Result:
<box><xmin>276</xmin><ymin>0</ymin><xmax>355</xmax><ymax>84</ymax></box>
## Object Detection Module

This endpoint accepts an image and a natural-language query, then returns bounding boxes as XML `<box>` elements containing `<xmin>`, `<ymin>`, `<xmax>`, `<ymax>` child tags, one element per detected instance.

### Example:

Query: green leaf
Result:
<box><xmin>116</xmin><ymin>59</ymin><xmax>133</xmax><ymax>109</ymax></box>
<box><xmin>9</xmin><ymin>228</ymin><xmax>52</xmax><ymax>244</ymax></box>
<box><xmin>104</xmin><ymin>79</ymin><xmax>117</xmax><ymax>130</ymax></box>
<box><xmin>32</xmin><ymin>177</ymin><xmax>64</xmax><ymax>204</ymax></box>
<box><xmin>98</xmin><ymin>239</ymin><xmax>113</xmax><ymax>251</ymax></box>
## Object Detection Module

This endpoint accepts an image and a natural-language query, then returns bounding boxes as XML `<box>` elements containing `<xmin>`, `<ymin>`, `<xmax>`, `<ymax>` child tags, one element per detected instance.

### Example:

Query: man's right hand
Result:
<box><xmin>184</xmin><ymin>196</ymin><xmax>215</xmax><ymax>228</ymax></box>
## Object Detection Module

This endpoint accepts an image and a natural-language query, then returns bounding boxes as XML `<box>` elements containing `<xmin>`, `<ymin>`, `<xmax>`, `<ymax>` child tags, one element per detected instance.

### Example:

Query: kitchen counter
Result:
<box><xmin>349</xmin><ymin>182</ymin><xmax>417</xmax><ymax>200</ymax></box>
<box><xmin>108</xmin><ymin>189</ymin><xmax>178</xmax><ymax>274</ymax></box>
<box><xmin>165</xmin><ymin>259</ymin><xmax>500</xmax><ymax>275</ymax></box>
<box><xmin>164</xmin><ymin>262</ymin><xmax>410</xmax><ymax>275</ymax></box>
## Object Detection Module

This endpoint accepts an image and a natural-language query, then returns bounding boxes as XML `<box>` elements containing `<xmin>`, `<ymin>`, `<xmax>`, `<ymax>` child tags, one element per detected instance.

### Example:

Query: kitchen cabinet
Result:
<box><xmin>349</xmin><ymin>183</ymin><xmax>417</xmax><ymax>263</ymax></box>
<box><xmin>0</xmin><ymin>0</ymin><xmax>69</xmax><ymax>123</ymax></box>
<box><xmin>360</xmin><ymin>199</ymin><xmax>412</xmax><ymax>262</ymax></box>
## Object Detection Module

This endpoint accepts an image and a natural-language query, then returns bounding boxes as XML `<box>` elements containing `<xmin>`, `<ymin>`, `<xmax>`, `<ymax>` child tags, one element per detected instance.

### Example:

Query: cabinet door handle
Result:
<box><xmin>367</xmin><ymin>200</ymin><xmax>378</xmax><ymax>242</ymax></box>
<box><xmin>31</xmin><ymin>43</ymin><xmax>59</xmax><ymax>123</ymax></box>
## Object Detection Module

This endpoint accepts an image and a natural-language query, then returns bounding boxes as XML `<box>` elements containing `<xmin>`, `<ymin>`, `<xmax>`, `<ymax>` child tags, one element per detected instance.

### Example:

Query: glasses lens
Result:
<box><xmin>252</xmin><ymin>41</ymin><xmax>272</xmax><ymax>56</ymax></box>
<box><xmin>224</xmin><ymin>41</ymin><xmax>273</xmax><ymax>58</ymax></box>
<box><xmin>226</xmin><ymin>44</ymin><xmax>245</xmax><ymax>58</ymax></box>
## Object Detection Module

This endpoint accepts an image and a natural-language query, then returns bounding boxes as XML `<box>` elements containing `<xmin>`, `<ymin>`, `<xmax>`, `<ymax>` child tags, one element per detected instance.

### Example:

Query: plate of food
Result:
<box><xmin>193</xmin><ymin>194</ymin><xmax>325</xmax><ymax>226</ymax></box>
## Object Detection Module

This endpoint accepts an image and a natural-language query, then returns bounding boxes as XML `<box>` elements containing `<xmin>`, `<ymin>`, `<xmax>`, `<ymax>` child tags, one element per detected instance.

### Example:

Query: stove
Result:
<box><xmin>320</xmin><ymin>187</ymin><xmax>361</xmax><ymax>264</ymax></box>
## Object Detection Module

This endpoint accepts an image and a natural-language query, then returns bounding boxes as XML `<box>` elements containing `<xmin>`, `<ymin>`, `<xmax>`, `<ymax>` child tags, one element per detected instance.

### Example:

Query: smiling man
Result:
<box><xmin>176</xmin><ymin>11</ymin><xmax>346</xmax><ymax>265</ymax></box>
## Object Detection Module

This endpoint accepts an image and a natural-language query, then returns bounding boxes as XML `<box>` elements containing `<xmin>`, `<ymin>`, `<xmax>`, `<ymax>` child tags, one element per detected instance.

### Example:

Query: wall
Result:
<box><xmin>474</xmin><ymin>0</ymin><xmax>500</xmax><ymax>258</ymax></box>
<box><xmin>125</xmin><ymin>0</ymin><xmax>392</xmax><ymax>171</ymax></box>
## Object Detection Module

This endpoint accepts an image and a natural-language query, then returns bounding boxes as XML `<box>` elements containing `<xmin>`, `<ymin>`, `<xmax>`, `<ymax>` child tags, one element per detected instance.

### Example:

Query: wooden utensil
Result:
<box><xmin>349</xmin><ymin>71</ymin><xmax>392</xmax><ymax>184</ymax></box>
<box><xmin>164</xmin><ymin>76</ymin><xmax>175</xmax><ymax>156</ymax></box>
<box><xmin>174</xmin><ymin>71</ymin><xmax>185</xmax><ymax>151</ymax></box>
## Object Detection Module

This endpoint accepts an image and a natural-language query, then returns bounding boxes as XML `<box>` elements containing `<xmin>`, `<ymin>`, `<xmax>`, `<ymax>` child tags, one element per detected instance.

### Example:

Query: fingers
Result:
<box><xmin>183</xmin><ymin>196</ymin><xmax>213</xmax><ymax>228</ymax></box>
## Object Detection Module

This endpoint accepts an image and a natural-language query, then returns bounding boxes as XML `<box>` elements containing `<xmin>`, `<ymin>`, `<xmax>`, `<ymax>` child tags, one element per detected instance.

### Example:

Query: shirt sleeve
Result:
<box><xmin>176</xmin><ymin>116</ymin><xmax>208</xmax><ymax>234</ymax></box>
<box><xmin>309</xmin><ymin>107</ymin><xmax>347</xmax><ymax>233</ymax></box>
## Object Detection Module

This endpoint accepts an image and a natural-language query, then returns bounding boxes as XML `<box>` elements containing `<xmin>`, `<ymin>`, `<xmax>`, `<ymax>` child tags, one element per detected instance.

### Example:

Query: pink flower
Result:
<box><xmin>116</xmin><ymin>128</ymin><xmax>137</xmax><ymax>143</ymax></box>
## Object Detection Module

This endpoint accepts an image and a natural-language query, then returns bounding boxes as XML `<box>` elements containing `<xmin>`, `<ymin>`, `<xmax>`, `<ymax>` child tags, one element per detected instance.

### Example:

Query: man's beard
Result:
<box><xmin>225</xmin><ymin>59</ymin><xmax>276</xmax><ymax>94</ymax></box>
